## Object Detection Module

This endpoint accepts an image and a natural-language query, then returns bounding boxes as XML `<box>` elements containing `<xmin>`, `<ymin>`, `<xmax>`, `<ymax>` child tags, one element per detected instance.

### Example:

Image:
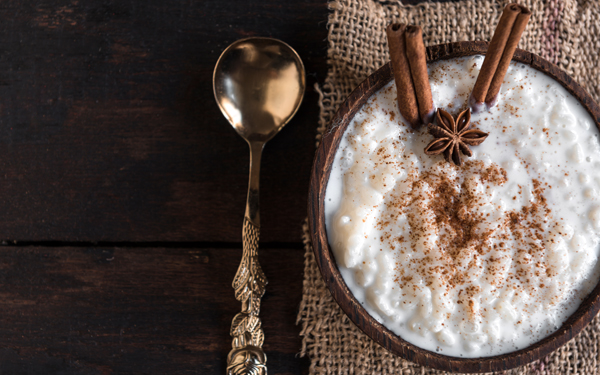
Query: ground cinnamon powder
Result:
<box><xmin>380</xmin><ymin>160</ymin><xmax>554</xmax><ymax>314</ymax></box>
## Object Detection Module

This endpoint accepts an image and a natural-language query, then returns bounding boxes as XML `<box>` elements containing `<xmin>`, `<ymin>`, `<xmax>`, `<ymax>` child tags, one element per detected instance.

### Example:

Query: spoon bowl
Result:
<box><xmin>213</xmin><ymin>37</ymin><xmax>306</xmax><ymax>143</ymax></box>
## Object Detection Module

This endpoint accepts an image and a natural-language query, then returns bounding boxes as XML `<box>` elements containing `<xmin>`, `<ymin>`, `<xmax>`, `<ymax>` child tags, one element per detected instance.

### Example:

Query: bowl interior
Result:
<box><xmin>308</xmin><ymin>41</ymin><xmax>600</xmax><ymax>373</ymax></box>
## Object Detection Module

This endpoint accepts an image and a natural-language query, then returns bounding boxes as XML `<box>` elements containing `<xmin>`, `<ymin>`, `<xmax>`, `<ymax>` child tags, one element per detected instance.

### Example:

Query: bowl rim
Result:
<box><xmin>307</xmin><ymin>40</ymin><xmax>600</xmax><ymax>373</ymax></box>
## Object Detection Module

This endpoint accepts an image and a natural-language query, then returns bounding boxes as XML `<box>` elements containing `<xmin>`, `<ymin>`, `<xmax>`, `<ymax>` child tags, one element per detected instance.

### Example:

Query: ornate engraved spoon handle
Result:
<box><xmin>226</xmin><ymin>141</ymin><xmax>268</xmax><ymax>375</ymax></box>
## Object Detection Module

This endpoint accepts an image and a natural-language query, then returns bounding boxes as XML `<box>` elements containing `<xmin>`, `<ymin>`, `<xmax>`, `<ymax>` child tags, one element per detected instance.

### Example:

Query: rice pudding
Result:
<box><xmin>324</xmin><ymin>55</ymin><xmax>600</xmax><ymax>357</ymax></box>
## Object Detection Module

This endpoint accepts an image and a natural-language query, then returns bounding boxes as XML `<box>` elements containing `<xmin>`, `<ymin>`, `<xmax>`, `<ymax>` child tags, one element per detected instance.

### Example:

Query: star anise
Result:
<box><xmin>424</xmin><ymin>108</ymin><xmax>488</xmax><ymax>166</ymax></box>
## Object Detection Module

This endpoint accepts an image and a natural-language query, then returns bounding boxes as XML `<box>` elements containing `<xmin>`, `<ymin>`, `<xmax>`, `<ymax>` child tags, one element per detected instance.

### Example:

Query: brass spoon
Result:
<box><xmin>213</xmin><ymin>37</ymin><xmax>305</xmax><ymax>375</ymax></box>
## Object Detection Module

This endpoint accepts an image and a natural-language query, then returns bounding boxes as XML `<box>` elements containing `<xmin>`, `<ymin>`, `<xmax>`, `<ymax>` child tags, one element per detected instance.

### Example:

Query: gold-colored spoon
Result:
<box><xmin>213</xmin><ymin>37</ymin><xmax>305</xmax><ymax>375</ymax></box>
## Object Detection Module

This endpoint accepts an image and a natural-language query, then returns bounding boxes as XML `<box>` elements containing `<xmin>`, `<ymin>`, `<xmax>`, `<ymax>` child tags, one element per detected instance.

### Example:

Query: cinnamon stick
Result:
<box><xmin>405</xmin><ymin>25</ymin><xmax>435</xmax><ymax>125</ymax></box>
<box><xmin>386</xmin><ymin>24</ymin><xmax>420</xmax><ymax>129</ymax></box>
<box><xmin>469</xmin><ymin>3</ymin><xmax>522</xmax><ymax>111</ymax></box>
<box><xmin>485</xmin><ymin>6</ymin><xmax>531</xmax><ymax>106</ymax></box>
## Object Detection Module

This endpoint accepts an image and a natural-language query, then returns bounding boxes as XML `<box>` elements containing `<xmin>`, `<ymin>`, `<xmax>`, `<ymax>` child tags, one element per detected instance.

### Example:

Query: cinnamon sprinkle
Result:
<box><xmin>383</xmin><ymin>161</ymin><xmax>554</xmax><ymax>304</ymax></box>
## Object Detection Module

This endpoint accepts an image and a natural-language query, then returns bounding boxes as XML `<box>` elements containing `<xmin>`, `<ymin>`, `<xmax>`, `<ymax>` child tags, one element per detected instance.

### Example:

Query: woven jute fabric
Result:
<box><xmin>297</xmin><ymin>0</ymin><xmax>600</xmax><ymax>374</ymax></box>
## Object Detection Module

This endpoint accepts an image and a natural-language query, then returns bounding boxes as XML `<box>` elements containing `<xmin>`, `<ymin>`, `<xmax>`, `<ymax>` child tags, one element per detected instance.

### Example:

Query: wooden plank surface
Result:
<box><xmin>0</xmin><ymin>0</ymin><xmax>326</xmax><ymax>373</ymax></box>
<box><xmin>0</xmin><ymin>0</ymin><xmax>327</xmax><ymax>243</ymax></box>
<box><xmin>0</xmin><ymin>245</ymin><xmax>306</xmax><ymax>374</ymax></box>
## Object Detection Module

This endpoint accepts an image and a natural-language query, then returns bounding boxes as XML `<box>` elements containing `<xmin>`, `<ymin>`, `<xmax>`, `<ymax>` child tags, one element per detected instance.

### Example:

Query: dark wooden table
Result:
<box><xmin>0</xmin><ymin>1</ymin><xmax>328</xmax><ymax>374</ymax></box>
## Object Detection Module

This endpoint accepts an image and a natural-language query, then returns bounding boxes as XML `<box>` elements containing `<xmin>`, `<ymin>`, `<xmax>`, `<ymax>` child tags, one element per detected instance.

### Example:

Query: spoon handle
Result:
<box><xmin>226</xmin><ymin>142</ymin><xmax>268</xmax><ymax>375</ymax></box>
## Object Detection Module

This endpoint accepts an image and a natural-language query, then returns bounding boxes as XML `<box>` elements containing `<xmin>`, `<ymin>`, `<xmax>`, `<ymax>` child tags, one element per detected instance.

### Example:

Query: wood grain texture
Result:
<box><xmin>0</xmin><ymin>0</ymin><xmax>327</xmax><ymax>243</ymax></box>
<box><xmin>0</xmin><ymin>1</ymin><xmax>326</xmax><ymax>374</ymax></box>
<box><xmin>309</xmin><ymin>41</ymin><xmax>600</xmax><ymax>373</ymax></box>
<box><xmin>0</xmin><ymin>245</ymin><xmax>307</xmax><ymax>374</ymax></box>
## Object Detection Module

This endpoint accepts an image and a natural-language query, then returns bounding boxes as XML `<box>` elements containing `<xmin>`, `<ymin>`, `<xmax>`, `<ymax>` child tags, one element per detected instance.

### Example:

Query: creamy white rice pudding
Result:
<box><xmin>324</xmin><ymin>55</ymin><xmax>600</xmax><ymax>357</ymax></box>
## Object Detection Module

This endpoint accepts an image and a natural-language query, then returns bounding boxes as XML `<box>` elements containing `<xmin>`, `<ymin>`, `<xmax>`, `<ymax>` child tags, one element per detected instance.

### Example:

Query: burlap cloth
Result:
<box><xmin>297</xmin><ymin>0</ymin><xmax>600</xmax><ymax>374</ymax></box>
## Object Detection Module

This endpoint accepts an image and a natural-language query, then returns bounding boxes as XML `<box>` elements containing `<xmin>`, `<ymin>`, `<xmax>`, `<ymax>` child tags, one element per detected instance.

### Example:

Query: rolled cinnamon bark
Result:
<box><xmin>469</xmin><ymin>3</ymin><xmax>521</xmax><ymax>111</ymax></box>
<box><xmin>405</xmin><ymin>25</ymin><xmax>435</xmax><ymax>125</ymax></box>
<box><xmin>386</xmin><ymin>24</ymin><xmax>420</xmax><ymax>129</ymax></box>
<box><xmin>485</xmin><ymin>5</ymin><xmax>531</xmax><ymax>106</ymax></box>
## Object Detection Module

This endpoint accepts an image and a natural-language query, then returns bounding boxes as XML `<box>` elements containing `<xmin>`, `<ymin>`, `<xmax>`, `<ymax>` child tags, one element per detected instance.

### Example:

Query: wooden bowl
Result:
<box><xmin>308</xmin><ymin>41</ymin><xmax>600</xmax><ymax>373</ymax></box>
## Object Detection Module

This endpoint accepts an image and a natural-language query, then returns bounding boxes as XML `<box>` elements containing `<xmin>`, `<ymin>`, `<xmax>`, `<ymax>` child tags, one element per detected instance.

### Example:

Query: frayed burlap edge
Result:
<box><xmin>297</xmin><ymin>0</ymin><xmax>600</xmax><ymax>374</ymax></box>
